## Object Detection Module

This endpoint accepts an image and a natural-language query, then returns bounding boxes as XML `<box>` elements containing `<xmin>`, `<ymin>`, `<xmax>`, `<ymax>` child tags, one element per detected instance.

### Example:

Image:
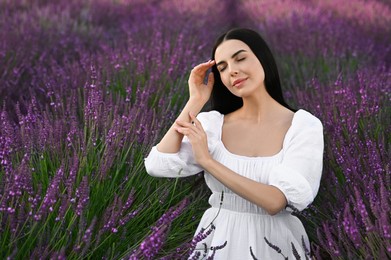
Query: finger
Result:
<box><xmin>188</xmin><ymin>112</ymin><xmax>199</xmax><ymax>127</ymax></box>
<box><xmin>189</xmin><ymin>113</ymin><xmax>205</xmax><ymax>134</ymax></box>
<box><xmin>192</xmin><ymin>60</ymin><xmax>215</xmax><ymax>72</ymax></box>
<box><xmin>175</xmin><ymin>120</ymin><xmax>193</xmax><ymax>128</ymax></box>
<box><xmin>174</xmin><ymin>126</ymin><xmax>198</xmax><ymax>137</ymax></box>
<box><xmin>175</xmin><ymin>119</ymin><xmax>198</xmax><ymax>129</ymax></box>
<box><xmin>189</xmin><ymin>113</ymin><xmax>205</xmax><ymax>132</ymax></box>
<box><xmin>175</xmin><ymin>120</ymin><xmax>200</xmax><ymax>138</ymax></box>
<box><xmin>206</xmin><ymin>72</ymin><xmax>215</xmax><ymax>88</ymax></box>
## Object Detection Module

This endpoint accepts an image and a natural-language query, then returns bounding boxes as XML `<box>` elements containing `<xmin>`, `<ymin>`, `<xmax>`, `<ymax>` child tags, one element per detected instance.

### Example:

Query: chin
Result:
<box><xmin>232</xmin><ymin>89</ymin><xmax>252</xmax><ymax>98</ymax></box>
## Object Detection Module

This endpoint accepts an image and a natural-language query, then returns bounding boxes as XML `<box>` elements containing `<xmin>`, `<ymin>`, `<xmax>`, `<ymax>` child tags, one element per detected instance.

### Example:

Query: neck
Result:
<box><xmin>236</xmin><ymin>88</ymin><xmax>283</xmax><ymax>123</ymax></box>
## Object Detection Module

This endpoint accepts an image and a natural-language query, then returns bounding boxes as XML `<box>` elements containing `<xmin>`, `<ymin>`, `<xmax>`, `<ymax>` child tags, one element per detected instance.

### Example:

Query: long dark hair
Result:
<box><xmin>210</xmin><ymin>28</ymin><xmax>294</xmax><ymax>114</ymax></box>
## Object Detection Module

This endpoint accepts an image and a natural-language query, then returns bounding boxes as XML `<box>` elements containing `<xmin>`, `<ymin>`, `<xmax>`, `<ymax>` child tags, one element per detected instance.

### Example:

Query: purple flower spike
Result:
<box><xmin>35</xmin><ymin>166</ymin><xmax>64</xmax><ymax>221</ymax></box>
<box><xmin>140</xmin><ymin>224</ymin><xmax>169</xmax><ymax>259</ymax></box>
<box><xmin>75</xmin><ymin>176</ymin><xmax>90</xmax><ymax>216</ymax></box>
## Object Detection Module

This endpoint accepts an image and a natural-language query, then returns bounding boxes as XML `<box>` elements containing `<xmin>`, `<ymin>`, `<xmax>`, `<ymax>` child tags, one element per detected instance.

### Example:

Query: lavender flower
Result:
<box><xmin>154</xmin><ymin>198</ymin><xmax>189</xmax><ymax>229</ymax></box>
<box><xmin>80</xmin><ymin>217</ymin><xmax>97</xmax><ymax>256</ymax></box>
<box><xmin>75</xmin><ymin>176</ymin><xmax>90</xmax><ymax>216</ymax></box>
<box><xmin>34</xmin><ymin>166</ymin><xmax>64</xmax><ymax>221</ymax></box>
<box><xmin>342</xmin><ymin>203</ymin><xmax>362</xmax><ymax>248</ymax></box>
<box><xmin>139</xmin><ymin>224</ymin><xmax>169</xmax><ymax>259</ymax></box>
<box><xmin>0</xmin><ymin>0</ymin><xmax>389</xmax><ymax>259</ymax></box>
<box><xmin>0</xmin><ymin>108</ymin><xmax>15</xmax><ymax>175</ymax></box>
<box><xmin>102</xmin><ymin>195</ymin><xmax>121</xmax><ymax>233</ymax></box>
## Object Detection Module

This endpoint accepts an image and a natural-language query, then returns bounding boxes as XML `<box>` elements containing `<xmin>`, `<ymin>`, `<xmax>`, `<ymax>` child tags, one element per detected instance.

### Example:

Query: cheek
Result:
<box><xmin>255</xmin><ymin>64</ymin><xmax>265</xmax><ymax>81</ymax></box>
<box><xmin>219</xmin><ymin>73</ymin><xmax>230</xmax><ymax>88</ymax></box>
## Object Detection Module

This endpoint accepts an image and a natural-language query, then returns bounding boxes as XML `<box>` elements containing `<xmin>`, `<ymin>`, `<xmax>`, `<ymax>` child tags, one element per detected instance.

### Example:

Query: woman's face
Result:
<box><xmin>214</xmin><ymin>39</ymin><xmax>265</xmax><ymax>98</ymax></box>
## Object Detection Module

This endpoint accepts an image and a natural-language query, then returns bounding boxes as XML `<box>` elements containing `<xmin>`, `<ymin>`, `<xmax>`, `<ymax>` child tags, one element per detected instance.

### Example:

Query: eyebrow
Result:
<box><xmin>216</xmin><ymin>49</ymin><xmax>247</xmax><ymax>67</ymax></box>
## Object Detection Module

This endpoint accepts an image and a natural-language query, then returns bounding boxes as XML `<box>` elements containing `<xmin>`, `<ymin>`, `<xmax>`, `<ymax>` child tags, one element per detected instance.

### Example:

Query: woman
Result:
<box><xmin>144</xmin><ymin>28</ymin><xmax>324</xmax><ymax>259</ymax></box>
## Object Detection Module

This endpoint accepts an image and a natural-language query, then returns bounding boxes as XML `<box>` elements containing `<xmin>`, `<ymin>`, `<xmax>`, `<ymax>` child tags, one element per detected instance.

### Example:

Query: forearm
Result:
<box><xmin>156</xmin><ymin>98</ymin><xmax>205</xmax><ymax>153</ymax></box>
<box><xmin>202</xmin><ymin>158</ymin><xmax>287</xmax><ymax>215</ymax></box>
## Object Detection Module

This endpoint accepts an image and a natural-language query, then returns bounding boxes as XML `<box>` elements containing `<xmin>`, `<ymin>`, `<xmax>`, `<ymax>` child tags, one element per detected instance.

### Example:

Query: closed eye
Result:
<box><xmin>218</xmin><ymin>57</ymin><xmax>245</xmax><ymax>72</ymax></box>
<box><xmin>218</xmin><ymin>66</ymin><xmax>227</xmax><ymax>72</ymax></box>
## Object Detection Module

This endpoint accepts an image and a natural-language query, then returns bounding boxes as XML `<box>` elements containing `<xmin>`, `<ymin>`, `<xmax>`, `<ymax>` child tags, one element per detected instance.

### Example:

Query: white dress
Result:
<box><xmin>144</xmin><ymin>109</ymin><xmax>324</xmax><ymax>259</ymax></box>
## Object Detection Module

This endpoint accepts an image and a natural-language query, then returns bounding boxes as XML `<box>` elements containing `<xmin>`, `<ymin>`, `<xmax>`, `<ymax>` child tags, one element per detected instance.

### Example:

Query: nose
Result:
<box><xmin>229</xmin><ymin>64</ymin><xmax>239</xmax><ymax>76</ymax></box>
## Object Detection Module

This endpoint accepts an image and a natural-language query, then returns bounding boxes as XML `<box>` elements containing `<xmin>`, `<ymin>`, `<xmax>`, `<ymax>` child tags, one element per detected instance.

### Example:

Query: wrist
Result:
<box><xmin>183</xmin><ymin>100</ymin><xmax>205</xmax><ymax>116</ymax></box>
<box><xmin>177</xmin><ymin>100</ymin><xmax>204</xmax><ymax>123</ymax></box>
<box><xmin>188</xmin><ymin>97</ymin><xmax>207</xmax><ymax>107</ymax></box>
<box><xmin>199</xmin><ymin>156</ymin><xmax>215</xmax><ymax>170</ymax></box>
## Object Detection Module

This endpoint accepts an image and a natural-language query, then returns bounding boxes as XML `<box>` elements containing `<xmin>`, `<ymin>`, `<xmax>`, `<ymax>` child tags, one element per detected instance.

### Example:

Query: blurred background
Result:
<box><xmin>0</xmin><ymin>0</ymin><xmax>390</xmax><ymax>259</ymax></box>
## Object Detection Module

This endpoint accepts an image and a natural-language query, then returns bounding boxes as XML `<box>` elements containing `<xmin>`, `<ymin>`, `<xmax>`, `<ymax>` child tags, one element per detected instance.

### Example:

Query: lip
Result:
<box><xmin>232</xmin><ymin>78</ymin><xmax>247</xmax><ymax>87</ymax></box>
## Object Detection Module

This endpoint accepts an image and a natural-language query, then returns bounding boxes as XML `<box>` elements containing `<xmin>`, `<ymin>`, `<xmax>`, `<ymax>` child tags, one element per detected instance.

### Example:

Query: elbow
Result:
<box><xmin>262</xmin><ymin>187</ymin><xmax>288</xmax><ymax>216</ymax></box>
<box><xmin>266</xmin><ymin>204</ymin><xmax>286</xmax><ymax>216</ymax></box>
<box><xmin>264</xmin><ymin>197</ymin><xmax>287</xmax><ymax>216</ymax></box>
<box><xmin>266</xmin><ymin>208</ymin><xmax>279</xmax><ymax>216</ymax></box>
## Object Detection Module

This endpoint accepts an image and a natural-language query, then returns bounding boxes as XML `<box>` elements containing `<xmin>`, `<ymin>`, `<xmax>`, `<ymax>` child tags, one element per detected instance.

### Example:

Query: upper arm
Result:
<box><xmin>268</xmin><ymin>114</ymin><xmax>324</xmax><ymax>211</ymax></box>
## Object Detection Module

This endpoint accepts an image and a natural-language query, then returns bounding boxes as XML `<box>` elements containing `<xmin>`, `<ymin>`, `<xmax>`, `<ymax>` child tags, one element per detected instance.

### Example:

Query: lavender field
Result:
<box><xmin>0</xmin><ymin>0</ymin><xmax>390</xmax><ymax>259</ymax></box>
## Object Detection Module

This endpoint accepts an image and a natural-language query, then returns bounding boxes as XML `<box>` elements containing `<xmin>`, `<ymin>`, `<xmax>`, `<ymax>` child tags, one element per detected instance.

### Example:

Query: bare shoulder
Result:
<box><xmin>275</xmin><ymin>106</ymin><xmax>295</xmax><ymax>126</ymax></box>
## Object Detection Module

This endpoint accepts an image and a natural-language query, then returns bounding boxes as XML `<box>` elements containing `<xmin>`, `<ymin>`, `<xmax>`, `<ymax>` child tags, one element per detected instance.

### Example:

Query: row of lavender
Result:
<box><xmin>249</xmin><ymin>0</ymin><xmax>390</xmax><ymax>258</ymax></box>
<box><xmin>0</xmin><ymin>0</ymin><xmax>227</xmax><ymax>258</ymax></box>
<box><xmin>1</xmin><ymin>0</ymin><xmax>390</xmax><ymax>259</ymax></box>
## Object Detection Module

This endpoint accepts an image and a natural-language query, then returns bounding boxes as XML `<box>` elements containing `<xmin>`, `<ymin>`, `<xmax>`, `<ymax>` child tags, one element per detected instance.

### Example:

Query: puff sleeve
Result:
<box><xmin>144</xmin><ymin>111</ymin><xmax>221</xmax><ymax>178</ymax></box>
<box><xmin>268</xmin><ymin>110</ymin><xmax>324</xmax><ymax>211</ymax></box>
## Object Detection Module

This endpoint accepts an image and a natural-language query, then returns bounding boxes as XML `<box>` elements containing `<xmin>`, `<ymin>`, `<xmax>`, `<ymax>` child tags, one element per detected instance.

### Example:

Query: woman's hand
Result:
<box><xmin>188</xmin><ymin>60</ymin><xmax>215</xmax><ymax>104</ymax></box>
<box><xmin>174</xmin><ymin>112</ymin><xmax>212</xmax><ymax>166</ymax></box>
